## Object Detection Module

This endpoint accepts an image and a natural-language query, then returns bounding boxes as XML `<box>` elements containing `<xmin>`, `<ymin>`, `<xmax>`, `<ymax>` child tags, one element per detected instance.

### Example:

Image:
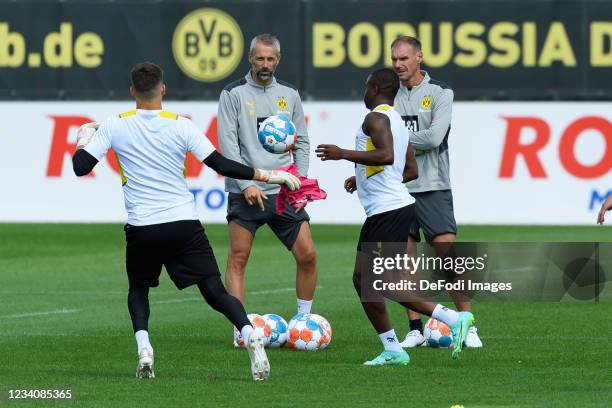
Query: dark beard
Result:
<box><xmin>255</xmin><ymin>68</ymin><xmax>274</xmax><ymax>81</ymax></box>
<box><xmin>259</xmin><ymin>72</ymin><xmax>271</xmax><ymax>80</ymax></box>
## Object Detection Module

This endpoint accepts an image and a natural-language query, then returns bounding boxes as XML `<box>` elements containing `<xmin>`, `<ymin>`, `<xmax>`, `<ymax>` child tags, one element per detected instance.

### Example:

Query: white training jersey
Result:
<box><xmin>355</xmin><ymin>104</ymin><xmax>415</xmax><ymax>217</ymax></box>
<box><xmin>85</xmin><ymin>109</ymin><xmax>216</xmax><ymax>226</ymax></box>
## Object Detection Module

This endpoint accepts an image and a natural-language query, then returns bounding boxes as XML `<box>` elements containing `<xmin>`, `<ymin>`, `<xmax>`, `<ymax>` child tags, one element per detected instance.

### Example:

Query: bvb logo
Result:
<box><xmin>277</xmin><ymin>97</ymin><xmax>288</xmax><ymax>111</ymax></box>
<box><xmin>172</xmin><ymin>8</ymin><xmax>243</xmax><ymax>82</ymax></box>
<box><xmin>420</xmin><ymin>96</ymin><xmax>432</xmax><ymax>109</ymax></box>
<box><xmin>421</xmin><ymin>96</ymin><xmax>431</xmax><ymax>109</ymax></box>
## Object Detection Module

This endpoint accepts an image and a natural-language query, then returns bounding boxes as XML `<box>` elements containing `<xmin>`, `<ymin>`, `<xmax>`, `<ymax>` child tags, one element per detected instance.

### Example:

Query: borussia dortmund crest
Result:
<box><xmin>277</xmin><ymin>96</ymin><xmax>288</xmax><ymax>110</ymax></box>
<box><xmin>420</xmin><ymin>96</ymin><xmax>432</xmax><ymax>109</ymax></box>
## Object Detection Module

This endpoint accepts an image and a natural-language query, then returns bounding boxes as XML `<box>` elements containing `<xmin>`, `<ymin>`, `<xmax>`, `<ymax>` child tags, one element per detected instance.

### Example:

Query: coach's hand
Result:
<box><xmin>597</xmin><ymin>194</ymin><xmax>612</xmax><ymax>224</ymax></box>
<box><xmin>316</xmin><ymin>144</ymin><xmax>344</xmax><ymax>161</ymax></box>
<box><xmin>76</xmin><ymin>122</ymin><xmax>100</xmax><ymax>149</ymax></box>
<box><xmin>344</xmin><ymin>176</ymin><xmax>357</xmax><ymax>193</ymax></box>
<box><xmin>243</xmin><ymin>185</ymin><xmax>268</xmax><ymax>211</ymax></box>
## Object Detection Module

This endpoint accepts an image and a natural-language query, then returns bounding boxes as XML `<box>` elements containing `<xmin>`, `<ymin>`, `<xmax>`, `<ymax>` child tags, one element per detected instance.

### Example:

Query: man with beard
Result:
<box><xmin>217</xmin><ymin>34</ymin><xmax>317</xmax><ymax>346</ymax></box>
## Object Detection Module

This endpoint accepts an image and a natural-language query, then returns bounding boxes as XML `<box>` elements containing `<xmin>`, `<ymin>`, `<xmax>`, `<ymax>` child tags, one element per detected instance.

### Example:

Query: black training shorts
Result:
<box><xmin>125</xmin><ymin>220</ymin><xmax>220</xmax><ymax>289</ymax></box>
<box><xmin>226</xmin><ymin>192</ymin><xmax>309</xmax><ymax>250</ymax></box>
<box><xmin>357</xmin><ymin>204</ymin><xmax>416</xmax><ymax>251</ymax></box>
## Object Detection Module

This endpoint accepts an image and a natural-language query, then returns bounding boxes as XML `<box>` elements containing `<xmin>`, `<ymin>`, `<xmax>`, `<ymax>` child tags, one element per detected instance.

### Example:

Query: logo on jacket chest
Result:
<box><xmin>401</xmin><ymin>115</ymin><xmax>419</xmax><ymax>132</ymax></box>
<box><xmin>245</xmin><ymin>100</ymin><xmax>256</xmax><ymax>116</ymax></box>
<box><xmin>420</xmin><ymin>95</ymin><xmax>432</xmax><ymax>110</ymax></box>
<box><xmin>277</xmin><ymin>96</ymin><xmax>288</xmax><ymax>111</ymax></box>
<box><xmin>248</xmin><ymin>97</ymin><xmax>290</xmax><ymax>117</ymax></box>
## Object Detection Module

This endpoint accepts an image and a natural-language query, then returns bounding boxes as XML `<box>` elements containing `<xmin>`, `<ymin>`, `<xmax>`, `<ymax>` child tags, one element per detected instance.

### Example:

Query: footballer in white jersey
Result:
<box><xmin>316</xmin><ymin>68</ymin><xmax>475</xmax><ymax>365</ymax></box>
<box><xmin>72</xmin><ymin>62</ymin><xmax>301</xmax><ymax>381</ymax></box>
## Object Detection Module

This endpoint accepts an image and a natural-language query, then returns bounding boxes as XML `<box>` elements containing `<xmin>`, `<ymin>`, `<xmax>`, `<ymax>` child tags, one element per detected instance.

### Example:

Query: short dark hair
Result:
<box><xmin>130</xmin><ymin>62</ymin><xmax>163</xmax><ymax>99</ymax></box>
<box><xmin>391</xmin><ymin>35</ymin><xmax>422</xmax><ymax>51</ymax></box>
<box><xmin>369</xmin><ymin>68</ymin><xmax>400</xmax><ymax>99</ymax></box>
<box><xmin>249</xmin><ymin>33</ymin><xmax>281</xmax><ymax>57</ymax></box>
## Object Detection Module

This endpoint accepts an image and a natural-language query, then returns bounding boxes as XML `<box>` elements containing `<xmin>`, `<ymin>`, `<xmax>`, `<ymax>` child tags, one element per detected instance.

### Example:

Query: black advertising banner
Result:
<box><xmin>0</xmin><ymin>0</ymin><xmax>302</xmax><ymax>99</ymax></box>
<box><xmin>0</xmin><ymin>0</ymin><xmax>611</xmax><ymax>100</ymax></box>
<box><xmin>305</xmin><ymin>0</ymin><xmax>612</xmax><ymax>100</ymax></box>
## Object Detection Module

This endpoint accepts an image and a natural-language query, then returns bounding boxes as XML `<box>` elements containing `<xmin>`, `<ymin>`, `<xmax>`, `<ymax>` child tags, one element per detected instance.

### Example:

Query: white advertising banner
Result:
<box><xmin>0</xmin><ymin>101</ymin><xmax>610</xmax><ymax>224</ymax></box>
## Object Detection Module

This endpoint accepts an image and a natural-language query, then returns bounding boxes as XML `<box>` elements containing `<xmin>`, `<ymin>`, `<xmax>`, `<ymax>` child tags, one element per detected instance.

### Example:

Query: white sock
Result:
<box><xmin>432</xmin><ymin>304</ymin><xmax>460</xmax><ymax>326</ymax></box>
<box><xmin>378</xmin><ymin>329</ymin><xmax>403</xmax><ymax>352</ymax></box>
<box><xmin>241</xmin><ymin>325</ymin><xmax>254</xmax><ymax>346</ymax></box>
<box><xmin>297</xmin><ymin>298</ymin><xmax>313</xmax><ymax>314</ymax></box>
<box><xmin>135</xmin><ymin>330</ymin><xmax>153</xmax><ymax>354</ymax></box>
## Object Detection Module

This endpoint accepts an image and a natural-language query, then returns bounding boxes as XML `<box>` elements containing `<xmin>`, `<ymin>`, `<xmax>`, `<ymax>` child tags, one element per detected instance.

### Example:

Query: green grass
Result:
<box><xmin>1</xmin><ymin>224</ymin><xmax>611</xmax><ymax>407</ymax></box>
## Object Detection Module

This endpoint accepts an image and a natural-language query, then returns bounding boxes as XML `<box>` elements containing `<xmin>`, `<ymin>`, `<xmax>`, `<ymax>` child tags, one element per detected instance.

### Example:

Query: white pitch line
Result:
<box><xmin>0</xmin><ymin>291</ymin><xmax>126</xmax><ymax>296</ymax></box>
<box><xmin>151</xmin><ymin>286</ymin><xmax>323</xmax><ymax>305</ymax></box>
<box><xmin>1</xmin><ymin>287</ymin><xmax>326</xmax><ymax>315</ymax></box>
<box><xmin>0</xmin><ymin>308</ymin><xmax>79</xmax><ymax>319</ymax></box>
<box><xmin>248</xmin><ymin>287</ymin><xmax>295</xmax><ymax>296</ymax></box>
<box><xmin>249</xmin><ymin>286</ymin><xmax>323</xmax><ymax>296</ymax></box>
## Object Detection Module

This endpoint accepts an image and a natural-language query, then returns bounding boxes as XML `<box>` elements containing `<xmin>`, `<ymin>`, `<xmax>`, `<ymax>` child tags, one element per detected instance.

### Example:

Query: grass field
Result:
<box><xmin>1</xmin><ymin>224</ymin><xmax>611</xmax><ymax>407</ymax></box>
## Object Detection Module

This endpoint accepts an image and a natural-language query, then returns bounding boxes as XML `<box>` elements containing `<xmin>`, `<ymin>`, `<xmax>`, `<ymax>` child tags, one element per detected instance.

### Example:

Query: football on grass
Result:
<box><xmin>262</xmin><ymin>313</ymin><xmax>288</xmax><ymax>348</ymax></box>
<box><xmin>424</xmin><ymin>318</ymin><xmax>453</xmax><ymax>348</ymax></box>
<box><xmin>287</xmin><ymin>313</ymin><xmax>332</xmax><ymax>351</ymax></box>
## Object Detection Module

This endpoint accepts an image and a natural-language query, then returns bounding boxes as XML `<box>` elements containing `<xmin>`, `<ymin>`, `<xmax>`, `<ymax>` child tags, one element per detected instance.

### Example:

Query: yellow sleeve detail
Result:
<box><xmin>373</xmin><ymin>104</ymin><xmax>391</xmax><ymax>112</ymax></box>
<box><xmin>116</xmin><ymin>156</ymin><xmax>127</xmax><ymax>186</ymax></box>
<box><xmin>365</xmin><ymin>137</ymin><xmax>384</xmax><ymax>178</ymax></box>
<box><xmin>118</xmin><ymin>109</ymin><xmax>137</xmax><ymax>118</ymax></box>
<box><xmin>159</xmin><ymin>111</ymin><xmax>179</xmax><ymax>120</ymax></box>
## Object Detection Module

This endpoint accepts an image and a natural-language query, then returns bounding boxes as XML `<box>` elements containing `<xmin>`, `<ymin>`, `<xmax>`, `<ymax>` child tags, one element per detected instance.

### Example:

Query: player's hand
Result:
<box><xmin>258</xmin><ymin>170</ymin><xmax>301</xmax><ymax>191</ymax></box>
<box><xmin>243</xmin><ymin>185</ymin><xmax>267</xmax><ymax>211</ymax></box>
<box><xmin>76</xmin><ymin>122</ymin><xmax>99</xmax><ymax>149</ymax></box>
<box><xmin>597</xmin><ymin>194</ymin><xmax>612</xmax><ymax>224</ymax></box>
<box><xmin>344</xmin><ymin>176</ymin><xmax>357</xmax><ymax>193</ymax></box>
<box><xmin>316</xmin><ymin>144</ymin><xmax>344</xmax><ymax>161</ymax></box>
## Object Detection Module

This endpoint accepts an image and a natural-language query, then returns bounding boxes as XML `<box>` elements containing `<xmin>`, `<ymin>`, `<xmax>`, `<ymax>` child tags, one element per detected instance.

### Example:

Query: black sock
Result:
<box><xmin>197</xmin><ymin>276</ymin><xmax>250</xmax><ymax>330</ymax></box>
<box><xmin>128</xmin><ymin>284</ymin><xmax>150</xmax><ymax>332</ymax></box>
<box><xmin>409</xmin><ymin>318</ymin><xmax>423</xmax><ymax>334</ymax></box>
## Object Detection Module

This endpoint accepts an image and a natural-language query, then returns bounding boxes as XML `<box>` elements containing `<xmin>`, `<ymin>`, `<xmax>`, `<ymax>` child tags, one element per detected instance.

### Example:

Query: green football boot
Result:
<box><xmin>450</xmin><ymin>312</ymin><xmax>475</xmax><ymax>359</ymax></box>
<box><xmin>363</xmin><ymin>350</ymin><xmax>410</xmax><ymax>366</ymax></box>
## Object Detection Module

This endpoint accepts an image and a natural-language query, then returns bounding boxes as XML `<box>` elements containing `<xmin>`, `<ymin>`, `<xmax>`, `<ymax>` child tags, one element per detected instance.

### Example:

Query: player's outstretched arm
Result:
<box><xmin>316</xmin><ymin>112</ymin><xmax>394</xmax><ymax>166</ymax></box>
<box><xmin>597</xmin><ymin>193</ymin><xmax>612</xmax><ymax>224</ymax></box>
<box><xmin>72</xmin><ymin>122</ymin><xmax>100</xmax><ymax>176</ymax></box>
<box><xmin>203</xmin><ymin>151</ymin><xmax>300</xmax><ymax>191</ymax></box>
<box><xmin>402</xmin><ymin>144</ymin><xmax>418</xmax><ymax>182</ymax></box>
<box><xmin>73</xmin><ymin>150</ymin><xmax>99</xmax><ymax>176</ymax></box>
